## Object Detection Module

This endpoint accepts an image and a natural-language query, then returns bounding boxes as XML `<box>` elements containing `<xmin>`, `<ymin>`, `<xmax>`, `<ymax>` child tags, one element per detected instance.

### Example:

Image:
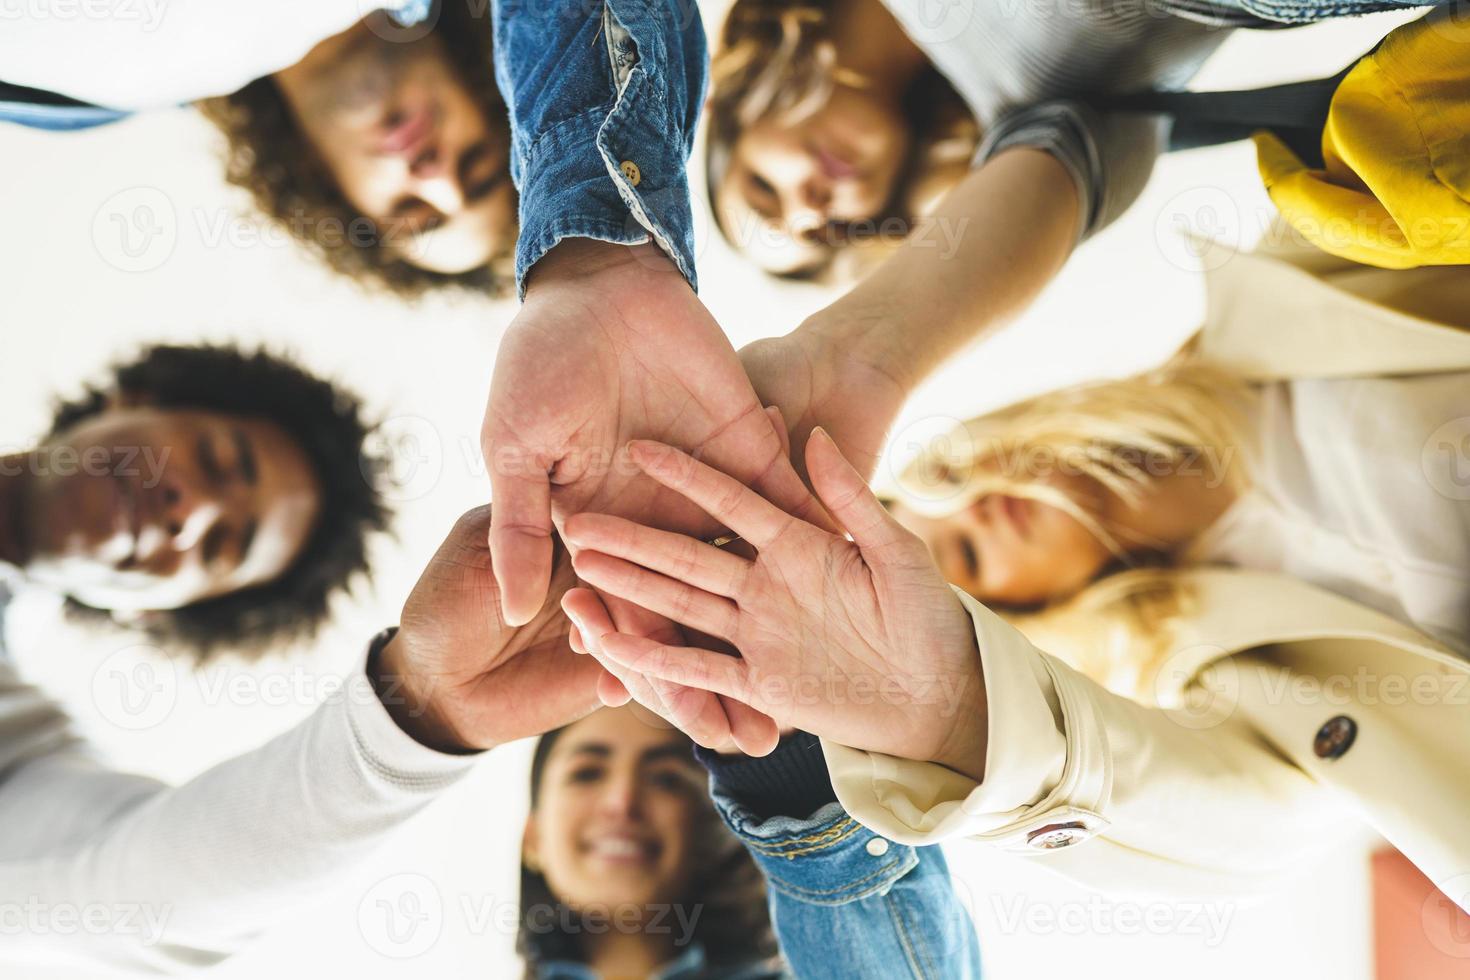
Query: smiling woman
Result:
<box><xmin>0</xmin><ymin>344</ymin><xmax>389</xmax><ymax>661</ymax></box>
<box><xmin>518</xmin><ymin>706</ymin><xmax>781</xmax><ymax>980</ymax></box>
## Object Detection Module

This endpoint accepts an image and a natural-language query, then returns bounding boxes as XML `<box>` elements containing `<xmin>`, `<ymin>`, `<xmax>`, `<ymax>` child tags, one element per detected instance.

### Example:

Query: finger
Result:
<box><xmin>573</xmin><ymin>551</ymin><xmax>739</xmax><ymax>641</ymax></box>
<box><xmin>568</xmin><ymin>622</ymin><xmax>586</xmax><ymax>655</ymax></box>
<box><xmin>596</xmin><ymin>633</ymin><xmax>757</xmax><ymax>706</ymax></box>
<box><xmin>722</xmin><ymin>696</ymin><xmax>780</xmax><ymax>757</ymax></box>
<box><xmin>597</xmin><ymin>669</ymin><xmax>633</xmax><ymax>706</ymax></box>
<box><xmin>747</xmin><ymin>437</ymin><xmax>841</xmax><ymax>537</ymax></box>
<box><xmin>628</xmin><ymin>440</ymin><xmax>795</xmax><ymax>549</ymax></box>
<box><xmin>806</xmin><ymin>426</ymin><xmax>915</xmax><ymax>553</ymax></box>
<box><xmin>562</xmin><ymin>587</ymin><xmax>616</xmax><ymax>654</ymax></box>
<box><xmin>589</xmin><ymin>591</ymin><xmax>740</xmax><ymax>750</ymax></box>
<box><xmin>564</xmin><ymin>513</ymin><xmax>750</xmax><ymax>599</ymax></box>
<box><xmin>488</xmin><ymin>465</ymin><xmax>554</xmax><ymax>626</ymax></box>
<box><xmin>765</xmin><ymin>405</ymin><xmax>791</xmax><ymax>461</ymax></box>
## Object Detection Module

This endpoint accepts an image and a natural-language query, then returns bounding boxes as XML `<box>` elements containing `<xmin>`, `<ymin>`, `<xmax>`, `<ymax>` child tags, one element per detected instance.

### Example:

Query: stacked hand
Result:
<box><xmin>560</xmin><ymin>430</ymin><xmax>988</xmax><ymax>779</ymax></box>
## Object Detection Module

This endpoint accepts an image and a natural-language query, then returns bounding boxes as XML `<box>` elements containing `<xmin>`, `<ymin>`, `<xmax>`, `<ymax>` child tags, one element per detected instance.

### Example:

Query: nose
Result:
<box><xmin>412</xmin><ymin>171</ymin><xmax>465</xmax><ymax>215</ymax></box>
<box><xmin>595</xmin><ymin>770</ymin><xmax>642</xmax><ymax>820</ymax></box>
<box><xmin>786</xmin><ymin>176</ymin><xmax>832</xmax><ymax>237</ymax></box>
<box><xmin>155</xmin><ymin>477</ymin><xmax>224</xmax><ymax>551</ymax></box>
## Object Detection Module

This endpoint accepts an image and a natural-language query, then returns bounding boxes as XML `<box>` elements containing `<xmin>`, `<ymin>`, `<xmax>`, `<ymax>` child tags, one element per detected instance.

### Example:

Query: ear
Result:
<box><xmin>521</xmin><ymin>813</ymin><xmax>542</xmax><ymax>874</ymax></box>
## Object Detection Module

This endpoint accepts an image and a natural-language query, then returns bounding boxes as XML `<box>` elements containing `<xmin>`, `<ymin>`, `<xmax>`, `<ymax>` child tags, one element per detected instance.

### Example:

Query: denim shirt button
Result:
<box><xmin>619</xmin><ymin>160</ymin><xmax>642</xmax><ymax>186</ymax></box>
<box><xmin>865</xmin><ymin>837</ymin><xmax>890</xmax><ymax>857</ymax></box>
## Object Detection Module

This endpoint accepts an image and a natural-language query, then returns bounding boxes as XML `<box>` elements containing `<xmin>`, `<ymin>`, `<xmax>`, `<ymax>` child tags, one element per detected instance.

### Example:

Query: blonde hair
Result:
<box><xmin>892</xmin><ymin>361</ymin><xmax>1255</xmax><ymax>558</ymax></box>
<box><xmin>1005</xmin><ymin>567</ymin><xmax>1199</xmax><ymax>702</ymax></box>
<box><xmin>705</xmin><ymin>0</ymin><xmax>979</xmax><ymax>282</ymax></box>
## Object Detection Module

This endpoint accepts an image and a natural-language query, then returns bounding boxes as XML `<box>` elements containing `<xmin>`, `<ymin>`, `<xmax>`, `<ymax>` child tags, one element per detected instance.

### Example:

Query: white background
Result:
<box><xmin>0</xmin><ymin>6</ymin><xmax>1417</xmax><ymax>978</ymax></box>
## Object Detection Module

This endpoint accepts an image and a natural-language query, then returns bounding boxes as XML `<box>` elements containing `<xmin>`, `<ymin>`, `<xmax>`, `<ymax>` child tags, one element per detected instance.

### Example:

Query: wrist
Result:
<box><xmin>798</xmin><ymin>300</ymin><xmax>918</xmax><ymax>399</ymax></box>
<box><xmin>371</xmin><ymin>631</ymin><xmax>480</xmax><ymax>756</ymax></box>
<box><xmin>523</xmin><ymin>239</ymin><xmax>678</xmax><ymax>295</ymax></box>
<box><xmin>928</xmin><ymin>638</ymin><xmax>988</xmax><ymax>783</ymax></box>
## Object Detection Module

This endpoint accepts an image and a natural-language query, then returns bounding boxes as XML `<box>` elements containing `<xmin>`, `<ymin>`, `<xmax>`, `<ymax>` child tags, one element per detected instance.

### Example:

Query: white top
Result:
<box><xmin>1189</xmin><ymin>372</ymin><xmax>1470</xmax><ymax>653</ymax></box>
<box><xmin>0</xmin><ymin>584</ymin><xmax>475</xmax><ymax>972</ymax></box>
<box><xmin>0</xmin><ymin>2</ymin><xmax>419</xmax><ymax>109</ymax></box>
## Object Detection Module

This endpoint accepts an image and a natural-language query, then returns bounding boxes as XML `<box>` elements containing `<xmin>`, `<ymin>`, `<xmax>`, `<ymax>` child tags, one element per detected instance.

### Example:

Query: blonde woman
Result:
<box><xmin>559</xmin><ymin>247</ymin><xmax>1470</xmax><ymax>913</ymax></box>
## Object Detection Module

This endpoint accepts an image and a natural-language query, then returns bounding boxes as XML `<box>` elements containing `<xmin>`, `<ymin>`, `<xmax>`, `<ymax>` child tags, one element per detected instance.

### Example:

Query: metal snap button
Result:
<box><xmin>865</xmin><ymin>837</ymin><xmax>890</xmax><ymax>857</ymax></box>
<box><xmin>1313</xmin><ymin>715</ymin><xmax>1357</xmax><ymax>759</ymax></box>
<box><xmin>1026</xmin><ymin>822</ymin><xmax>1088</xmax><ymax>850</ymax></box>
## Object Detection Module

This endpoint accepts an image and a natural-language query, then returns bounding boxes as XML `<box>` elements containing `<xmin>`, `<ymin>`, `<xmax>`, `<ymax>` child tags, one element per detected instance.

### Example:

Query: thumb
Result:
<box><xmin>765</xmin><ymin>404</ymin><xmax>791</xmax><ymax>461</ymax></box>
<box><xmin>805</xmin><ymin>427</ymin><xmax>913</xmax><ymax>553</ymax></box>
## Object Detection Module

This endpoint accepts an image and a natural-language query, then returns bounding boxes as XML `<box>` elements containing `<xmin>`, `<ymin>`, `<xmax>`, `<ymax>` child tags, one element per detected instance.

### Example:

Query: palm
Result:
<box><xmin>392</xmin><ymin>508</ymin><xmax>604</xmax><ymax>749</ymax></box>
<box><xmin>739</xmin><ymin>329</ymin><xmax>907</xmax><ymax>484</ymax></box>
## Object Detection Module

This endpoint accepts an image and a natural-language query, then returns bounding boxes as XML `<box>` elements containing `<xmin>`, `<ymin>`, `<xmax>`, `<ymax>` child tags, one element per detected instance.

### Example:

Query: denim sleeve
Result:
<box><xmin>491</xmin><ymin>0</ymin><xmax>706</xmax><ymax>295</ymax></box>
<box><xmin>711</xmin><ymin>792</ymin><xmax>984</xmax><ymax>980</ymax></box>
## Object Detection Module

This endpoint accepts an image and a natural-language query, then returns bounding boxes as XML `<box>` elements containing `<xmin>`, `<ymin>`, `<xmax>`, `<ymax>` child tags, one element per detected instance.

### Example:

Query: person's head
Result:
<box><xmin>706</xmin><ymin>0</ymin><xmax>977</xmax><ymax>280</ymax></box>
<box><xmin>884</xmin><ymin>365</ymin><xmax>1250</xmax><ymax>608</ymax></box>
<box><xmin>199</xmin><ymin>1</ymin><xmax>515</xmax><ymax>297</ymax></box>
<box><xmin>518</xmin><ymin>706</ymin><xmax>776</xmax><ymax>973</ymax></box>
<box><xmin>13</xmin><ymin>344</ymin><xmax>388</xmax><ymax>660</ymax></box>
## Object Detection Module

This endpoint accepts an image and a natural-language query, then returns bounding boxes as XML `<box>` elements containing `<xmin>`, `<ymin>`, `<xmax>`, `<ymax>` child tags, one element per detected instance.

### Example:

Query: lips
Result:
<box><xmin>582</xmin><ymin>832</ymin><xmax>660</xmax><ymax>866</ymax></box>
<box><xmin>813</xmin><ymin>144</ymin><xmax>859</xmax><ymax>181</ymax></box>
<box><xmin>379</xmin><ymin>104</ymin><xmax>435</xmax><ymax>157</ymax></box>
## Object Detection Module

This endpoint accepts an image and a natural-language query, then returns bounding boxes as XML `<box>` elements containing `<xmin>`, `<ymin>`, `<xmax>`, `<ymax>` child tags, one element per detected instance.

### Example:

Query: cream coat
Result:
<box><xmin>825</xmin><ymin>242</ymin><xmax>1470</xmax><ymax>911</ymax></box>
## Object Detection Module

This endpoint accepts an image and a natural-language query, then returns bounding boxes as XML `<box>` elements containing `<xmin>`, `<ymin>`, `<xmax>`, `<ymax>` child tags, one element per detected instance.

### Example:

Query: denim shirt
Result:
<box><xmin>712</xmin><ymin>794</ymin><xmax>984</xmax><ymax>980</ymax></box>
<box><xmin>491</xmin><ymin>0</ymin><xmax>705</xmax><ymax>294</ymax></box>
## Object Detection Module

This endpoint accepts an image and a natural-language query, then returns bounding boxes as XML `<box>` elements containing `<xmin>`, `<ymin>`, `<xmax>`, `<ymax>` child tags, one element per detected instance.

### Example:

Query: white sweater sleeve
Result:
<box><xmin>0</xmin><ymin>644</ymin><xmax>476</xmax><ymax>974</ymax></box>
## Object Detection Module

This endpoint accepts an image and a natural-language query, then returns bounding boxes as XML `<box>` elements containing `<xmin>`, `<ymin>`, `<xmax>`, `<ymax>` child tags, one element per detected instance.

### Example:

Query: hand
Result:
<box><xmin>739</xmin><ymin>319</ymin><xmax>909</xmax><ymax>484</ymax></box>
<box><xmin>374</xmin><ymin>505</ymin><xmax>606</xmax><ymax>753</ymax></box>
<box><xmin>481</xmin><ymin>240</ymin><xmax>819</xmax><ymax>627</ymax></box>
<box><xmin>562</xmin><ymin>430</ymin><xmax>988</xmax><ymax>779</ymax></box>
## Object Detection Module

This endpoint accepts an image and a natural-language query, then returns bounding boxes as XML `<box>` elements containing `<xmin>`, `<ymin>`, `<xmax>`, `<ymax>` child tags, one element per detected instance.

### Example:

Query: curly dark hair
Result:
<box><xmin>517</xmin><ymin>722</ymin><xmax>781</xmax><ymax>978</ymax></box>
<box><xmin>197</xmin><ymin>0</ymin><xmax>513</xmax><ymax>299</ymax></box>
<box><xmin>49</xmin><ymin>344</ymin><xmax>390</xmax><ymax>663</ymax></box>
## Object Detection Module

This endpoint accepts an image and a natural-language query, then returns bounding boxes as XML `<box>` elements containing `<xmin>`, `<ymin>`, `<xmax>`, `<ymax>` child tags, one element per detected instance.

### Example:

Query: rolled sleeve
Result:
<box><xmin>494</xmin><ymin>0</ymin><xmax>705</xmax><ymax>295</ymax></box>
<box><xmin>979</xmin><ymin>101</ymin><xmax>1165</xmax><ymax>241</ymax></box>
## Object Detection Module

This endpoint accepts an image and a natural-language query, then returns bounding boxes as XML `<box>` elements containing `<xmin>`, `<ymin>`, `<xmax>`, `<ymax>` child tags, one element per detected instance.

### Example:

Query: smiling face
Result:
<box><xmin>889</xmin><ymin>467</ymin><xmax>1113</xmax><ymax>607</ymax></box>
<box><xmin>716</xmin><ymin>82</ymin><xmax>912</xmax><ymax>274</ymax></box>
<box><xmin>20</xmin><ymin>403</ymin><xmax>322</xmax><ymax>614</ymax></box>
<box><xmin>271</xmin><ymin>13</ymin><xmax>515</xmax><ymax>276</ymax></box>
<box><xmin>524</xmin><ymin>707</ymin><xmax>703</xmax><ymax>914</ymax></box>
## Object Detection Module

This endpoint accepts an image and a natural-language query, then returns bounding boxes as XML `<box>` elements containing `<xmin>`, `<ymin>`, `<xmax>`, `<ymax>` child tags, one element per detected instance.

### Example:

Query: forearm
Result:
<box><xmin>806</xmin><ymin>147</ymin><xmax>1080</xmax><ymax>395</ymax></box>
<box><xmin>0</xmin><ymin>648</ymin><xmax>475</xmax><ymax>971</ymax></box>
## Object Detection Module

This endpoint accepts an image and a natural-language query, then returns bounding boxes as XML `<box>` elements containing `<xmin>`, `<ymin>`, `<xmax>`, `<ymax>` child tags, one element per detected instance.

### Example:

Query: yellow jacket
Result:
<box><xmin>825</xmin><ymin>248</ymin><xmax>1470</xmax><ymax>910</ymax></box>
<box><xmin>1255</xmin><ymin>8</ymin><xmax>1470</xmax><ymax>268</ymax></box>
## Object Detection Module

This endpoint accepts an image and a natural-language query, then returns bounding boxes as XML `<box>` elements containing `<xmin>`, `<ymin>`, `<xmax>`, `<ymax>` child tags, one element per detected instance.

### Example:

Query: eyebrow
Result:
<box><xmin>564</xmin><ymin>741</ymin><xmax>692</xmax><ymax>765</ymax></box>
<box><xmin>233</xmin><ymin>427</ymin><xmax>257</xmax><ymax>485</ymax></box>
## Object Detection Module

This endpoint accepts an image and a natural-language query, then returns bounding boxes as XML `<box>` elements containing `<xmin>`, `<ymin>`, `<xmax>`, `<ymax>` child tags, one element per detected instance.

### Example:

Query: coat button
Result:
<box><xmin>619</xmin><ymin>160</ymin><xmax>642</xmax><ymax>186</ymax></box>
<box><xmin>1313</xmin><ymin>715</ymin><xmax>1357</xmax><ymax>759</ymax></box>
<box><xmin>865</xmin><ymin>837</ymin><xmax>890</xmax><ymax>857</ymax></box>
<box><xmin>1026</xmin><ymin>822</ymin><xmax>1088</xmax><ymax>850</ymax></box>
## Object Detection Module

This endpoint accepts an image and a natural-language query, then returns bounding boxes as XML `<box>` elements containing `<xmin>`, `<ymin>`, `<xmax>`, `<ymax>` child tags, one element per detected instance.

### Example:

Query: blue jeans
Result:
<box><xmin>713</xmin><ymin>796</ymin><xmax>984</xmax><ymax>980</ymax></box>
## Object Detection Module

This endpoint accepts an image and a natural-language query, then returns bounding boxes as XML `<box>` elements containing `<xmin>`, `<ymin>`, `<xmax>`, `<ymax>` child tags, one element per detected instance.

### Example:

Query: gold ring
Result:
<box><xmin>705</xmin><ymin>534</ymin><xmax>741</xmax><ymax>549</ymax></box>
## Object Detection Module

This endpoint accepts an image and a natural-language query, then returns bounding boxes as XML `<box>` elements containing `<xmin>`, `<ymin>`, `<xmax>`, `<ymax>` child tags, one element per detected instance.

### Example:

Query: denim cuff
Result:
<box><xmin>512</xmin><ymin>33</ymin><xmax>698</xmax><ymax>295</ymax></box>
<box><xmin>695</xmin><ymin>732</ymin><xmax>837</xmax><ymax>820</ymax></box>
<box><xmin>710</xmin><ymin>793</ymin><xmax>919</xmax><ymax>906</ymax></box>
